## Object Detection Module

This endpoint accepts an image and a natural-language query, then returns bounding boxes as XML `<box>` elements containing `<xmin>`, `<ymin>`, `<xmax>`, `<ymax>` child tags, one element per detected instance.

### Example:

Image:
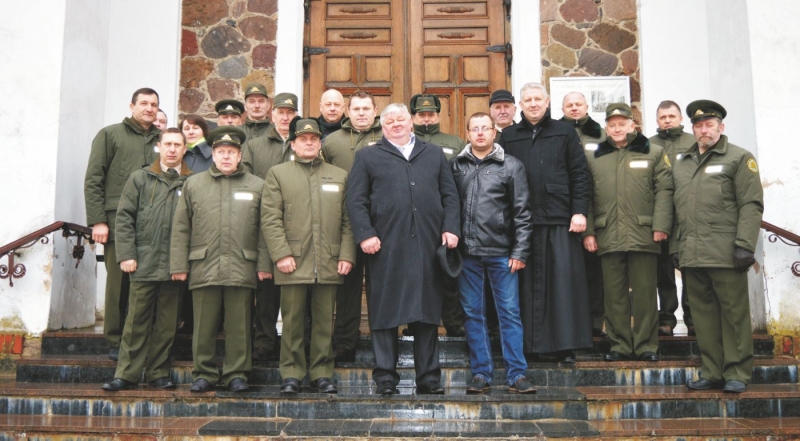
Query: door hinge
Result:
<box><xmin>486</xmin><ymin>43</ymin><xmax>513</xmax><ymax>76</ymax></box>
<box><xmin>303</xmin><ymin>46</ymin><xmax>330</xmax><ymax>79</ymax></box>
<box><xmin>504</xmin><ymin>0</ymin><xmax>511</xmax><ymax>21</ymax></box>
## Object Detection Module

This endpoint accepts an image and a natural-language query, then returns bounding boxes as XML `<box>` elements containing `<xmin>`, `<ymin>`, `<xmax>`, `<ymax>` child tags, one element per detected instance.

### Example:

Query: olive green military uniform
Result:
<box><xmin>240</xmin><ymin>119</ymin><xmax>271</xmax><ymax>141</ymax></box>
<box><xmin>262</xmin><ymin>155</ymin><xmax>356</xmax><ymax>381</ymax></box>
<box><xmin>114</xmin><ymin>161</ymin><xmax>191</xmax><ymax>383</ymax></box>
<box><xmin>241</xmin><ymin>123</ymin><xmax>293</xmax><ymax>354</ymax></box>
<box><xmin>170</xmin><ymin>164</ymin><xmax>270</xmax><ymax>386</ymax></box>
<box><xmin>672</xmin><ymin>134</ymin><xmax>763</xmax><ymax>384</ymax></box>
<box><xmin>85</xmin><ymin>117</ymin><xmax>160</xmax><ymax>349</ymax></box>
<box><xmin>320</xmin><ymin>117</ymin><xmax>381</xmax><ymax>354</ymax></box>
<box><xmin>650</xmin><ymin>127</ymin><xmax>696</xmax><ymax>331</ymax></box>
<box><xmin>564</xmin><ymin>115</ymin><xmax>608</xmax><ymax>332</ymax></box>
<box><xmin>585</xmin><ymin>131</ymin><xmax>673</xmax><ymax>357</ymax></box>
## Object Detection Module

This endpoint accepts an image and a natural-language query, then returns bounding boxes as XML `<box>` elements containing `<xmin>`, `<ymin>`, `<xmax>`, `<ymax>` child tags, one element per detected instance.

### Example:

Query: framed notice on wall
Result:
<box><xmin>549</xmin><ymin>76</ymin><xmax>631</xmax><ymax>122</ymax></box>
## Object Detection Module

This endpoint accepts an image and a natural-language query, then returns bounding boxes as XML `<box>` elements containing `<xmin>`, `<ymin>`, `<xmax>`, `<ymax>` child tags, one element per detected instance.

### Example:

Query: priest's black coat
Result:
<box><xmin>346</xmin><ymin>136</ymin><xmax>461</xmax><ymax>330</ymax></box>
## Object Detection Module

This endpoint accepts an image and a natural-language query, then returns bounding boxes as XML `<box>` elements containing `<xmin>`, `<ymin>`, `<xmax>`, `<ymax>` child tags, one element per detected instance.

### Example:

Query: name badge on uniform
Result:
<box><xmin>234</xmin><ymin>192</ymin><xmax>254</xmax><ymax>201</ymax></box>
<box><xmin>176</xmin><ymin>190</ymin><xmax>182</xmax><ymax>197</ymax></box>
<box><xmin>676</xmin><ymin>153</ymin><xmax>682</xmax><ymax>160</ymax></box>
<box><xmin>153</xmin><ymin>146</ymin><xmax>159</xmax><ymax>153</ymax></box>
<box><xmin>705</xmin><ymin>165</ymin><xmax>723</xmax><ymax>174</ymax></box>
<box><xmin>629</xmin><ymin>160</ymin><xmax>648</xmax><ymax>168</ymax></box>
<box><xmin>585</xmin><ymin>143</ymin><xmax>598</xmax><ymax>151</ymax></box>
<box><xmin>322</xmin><ymin>184</ymin><xmax>340</xmax><ymax>192</ymax></box>
<box><xmin>290</xmin><ymin>155</ymin><xmax>295</xmax><ymax>161</ymax></box>
<box><xmin>442</xmin><ymin>148</ymin><xmax>454</xmax><ymax>155</ymax></box>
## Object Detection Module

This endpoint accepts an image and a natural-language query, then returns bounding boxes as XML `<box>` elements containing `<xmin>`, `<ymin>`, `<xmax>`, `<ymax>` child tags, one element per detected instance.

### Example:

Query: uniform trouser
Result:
<box><xmin>115</xmin><ymin>281</ymin><xmax>183</xmax><ymax>383</ymax></box>
<box><xmin>279</xmin><ymin>284</ymin><xmax>337</xmax><ymax>381</ymax></box>
<box><xmin>584</xmin><ymin>248</ymin><xmax>605</xmax><ymax>330</ymax></box>
<box><xmin>253</xmin><ymin>278</ymin><xmax>281</xmax><ymax>351</ymax></box>
<box><xmin>333</xmin><ymin>250</ymin><xmax>364</xmax><ymax>352</ymax></box>
<box><xmin>601</xmin><ymin>251</ymin><xmax>659</xmax><ymax>356</ymax></box>
<box><xmin>657</xmin><ymin>242</ymin><xmax>694</xmax><ymax>328</ymax></box>
<box><xmin>684</xmin><ymin>267</ymin><xmax>753</xmax><ymax>383</ymax></box>
<box><xmin>441</xmin><ymin>278</ymin><xmax>465</xmax><ymax>330</ymax></box>
<box><xmin>372</xmin><ymin>322</ymin><xmax>440</xmax><ymax>387</ymax></box>
<box><xmin>192</xmin><ymin>286</ymin><xmax>253</xmax><ymax>385</ymax></box>
<box><xmin>103</xmin><ymin>241</ymin><xmax>131</xmax><ymax>348</ymax></box>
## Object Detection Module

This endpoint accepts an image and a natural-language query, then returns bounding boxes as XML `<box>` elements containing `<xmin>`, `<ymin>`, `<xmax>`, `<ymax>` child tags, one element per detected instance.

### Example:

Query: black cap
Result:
<box><xmin>686</xmin><ymin>100</ymin><xmax>727</xmax><ymax>123</ymax></box>
<box><xmin>215</xmin><ymin>99</ymin><xmax>244</xmax><ymax>115</ymax></box>
<box><xmin>436</xmin><ymin>244</ymin><xmax>463</xmax><ymax>279</ymax></box>
<box><xmin>489</xmin><ymin>89</ymin><xmax>515</xmax><ymax>105</ymax></box>
<box><xmin>208</xmin><ymin>126</ymin><xmax>247</xmax><ymax>148</ymax></box>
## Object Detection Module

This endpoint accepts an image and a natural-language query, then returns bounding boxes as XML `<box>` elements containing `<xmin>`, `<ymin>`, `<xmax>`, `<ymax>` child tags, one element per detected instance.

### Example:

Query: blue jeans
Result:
<box><xmin>458</xmin><ymin>255</ymin><xmax>527</xmax><ymax>385</ymax></box>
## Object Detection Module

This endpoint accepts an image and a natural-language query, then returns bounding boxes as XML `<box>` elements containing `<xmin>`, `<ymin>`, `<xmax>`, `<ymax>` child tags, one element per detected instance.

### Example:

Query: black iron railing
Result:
<box><xmin>0</xmin><ymin>222</ymin><xmax>94</xmax><ymax>287</ymax></box>
<box><xmin>762</xmin><ymin>220</ymin><xmax>800</xmax><ymax>277</ymax></box>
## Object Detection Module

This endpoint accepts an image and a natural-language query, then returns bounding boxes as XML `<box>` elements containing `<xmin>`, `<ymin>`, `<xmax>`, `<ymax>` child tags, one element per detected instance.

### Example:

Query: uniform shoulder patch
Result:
<box><xmin>663</xmin><ymin>154</ymin><xmax>671</xmax><ymax>168</ymax></box>
<box><xmin>747</xmin><ymin>158</ymin><xmax>759</xmax><ymax>173</ymax></box>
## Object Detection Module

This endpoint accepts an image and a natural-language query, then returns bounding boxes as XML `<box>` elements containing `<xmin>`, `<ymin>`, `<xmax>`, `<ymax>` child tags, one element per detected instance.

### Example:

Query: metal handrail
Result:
<box><xmin>0</xmin><ymin>221</ymin><xmax>94</xmax><ymax>287</ymax></box>
<box><xmin>762</xmin><ymin>220</ymin><xmax>800</xmax><ymax>277</ymax></box>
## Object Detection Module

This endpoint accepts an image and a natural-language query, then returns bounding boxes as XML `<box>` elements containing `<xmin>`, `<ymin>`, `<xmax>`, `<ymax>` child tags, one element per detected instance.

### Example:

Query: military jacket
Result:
<box><xmin>671</xmin><ymin>135</ymin><xmax>763</xmax><ymax>268</ymax></box>
<box><xmin>321</xmin><ymin>117</ymin><xmax>382</xmax><ymax>173</ymax></box>
<box><xmin>649</xmin><ymin>126</ymin><xmax>695</xmax><ymax>163</ymax></box>
<box><xmin>413</xmin><ymin>123</ymin><xmax>465</xmax><ymax>160</ymax></box>
<box><xmin>562</xmin><ymin>115</ymin><xmax>607</xmax><ymax>152</ymax></box>
<box><xmin>262</xmin><ymin>157</ymin><xmax>356</xmax><ymax>285</ymax></box>
<box><xmin>240</xmin><ymin>118</ymin><xmax>271</xmax><ymax>141</ymax></box>
<box><xmin>585</xmin><ymin>132</ymin><xmax>674</xmax><ymax>256</ymax></box>
<box><xmin>115</xmin><ymin>161</ymin><xmax>192</xmax><ymax>281</ymax></box>
<box><xmin>242</xmin><ymin>124</ymin><xmax>293</xmax><ymax>179</ymax></box>
<box><xmin>170</xmin><ymin>164</ymin><xmax>270</xmax><ymax>289</ymax></box>
<box><xmin>84</xmin><ymin>117</ymin><xmax>160</xmax><ymax>232</ymax></box>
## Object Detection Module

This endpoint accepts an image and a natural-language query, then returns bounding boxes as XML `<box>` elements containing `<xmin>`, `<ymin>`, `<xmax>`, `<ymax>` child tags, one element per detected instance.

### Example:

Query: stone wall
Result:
<box><xmin>180</xmin><ymin>0</ymin><xmax>278</xmax><ymax>121</ymax></box>
<box><xmin>540</xmin><ymin>0</ymin><xmax>641</xmax><ymax>122</ymax></box>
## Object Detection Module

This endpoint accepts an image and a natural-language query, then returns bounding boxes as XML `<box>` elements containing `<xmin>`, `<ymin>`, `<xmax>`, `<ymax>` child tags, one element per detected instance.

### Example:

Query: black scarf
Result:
<box><xmin>562</xmin><ymin>115</ymin><xmax>602</xmax><ymax>139</ymax></box>
<box><xmin>656</xmin><ymin>125</ymin><xmax>686</xmax><ymax>140</ymax></box>
<box><xmin>595</xmin><ymin>131</ymin><xmax>650</xmax><ymax>158</ymax></box>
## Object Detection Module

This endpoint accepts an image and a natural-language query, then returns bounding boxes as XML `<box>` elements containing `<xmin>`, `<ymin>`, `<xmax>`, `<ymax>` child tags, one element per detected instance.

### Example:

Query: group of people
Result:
<box><xmin>85</xmin><ymin>79</ymin><xmax>762</xmax><ymax>397</ymax></box>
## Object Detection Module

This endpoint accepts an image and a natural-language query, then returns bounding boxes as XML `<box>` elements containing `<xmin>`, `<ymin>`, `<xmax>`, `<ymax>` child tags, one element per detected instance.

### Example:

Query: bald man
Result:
<box><xmin>317</xmin><ymin>89</ymin><xmax>346</xmax><ymax>139</ymax></box>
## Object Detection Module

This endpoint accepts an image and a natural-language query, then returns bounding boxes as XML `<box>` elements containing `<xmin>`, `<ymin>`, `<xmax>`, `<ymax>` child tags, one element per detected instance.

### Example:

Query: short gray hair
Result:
<box><xmin>562</xmin><ymin>91</ymin><xmax>587</xmax><ymax>105</ymax></box>
<box><xmin>520</xmin><ymin>82</ymin><xmax>549</xmax><ymax>99</ymax></box>
<box><xmin>380</xmin><ymin>103</ymin><xmax>411</xmax><ymax>124</ymax></box>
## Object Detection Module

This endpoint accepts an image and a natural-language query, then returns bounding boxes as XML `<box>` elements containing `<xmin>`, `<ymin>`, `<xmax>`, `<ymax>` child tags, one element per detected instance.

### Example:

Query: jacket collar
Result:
<box><xmin>595</xmin><ymin>131</ymin><xmax>650</xmax><ymax>158</ymax></box>
<box><xmin>266</xmin><ymin>123</ymin><xmax>289</xmax><ymax>142</ymax></box>
<box><xmin>519</xmin><ymin>108</ymin><xmax>552</xmax><ymax>131</ymax></box>
<box><xmin>244</xmin><ymin>118</ymin><xmax>270</xmax><ymax>128</ymax></box>
<box><xmin>562</xmin><ymin>115</ymin><xmax>602</xmax><ymax>139</ymax></box>
<box><xmin>378</xmin><ymin>135</ymin><xmax>424</xmax><ymax>160</ymax></box>
<box><xmin>682</xmin><ymin>134</ymin><xmax>730</xmax><ymax>159</ymax></box>
<box><xmin>317</xmin><ymin>115</ymin><xmax>343</xmax><ymax>134</ymax></box>
<box><xmin>294</xmin><ymin>155</ymin><xmax>323</xmax><ymax>166</ymax></box>
<box><xmin>123</xmin><ymin>116</ymin><xmax>158</xmax><ymax>137</ymax></box>
<box><xmin>146</xmin><ymin>160</ymin><xmax>192</xmax><ymax>178</ymax></box>
<box><xmin>209</xmin><ymin>163</ymin><xmax>246</xmax><ymax>178</ymax></box>
<box><xmin>340</xmin><ymin>117</ymin><xmax>382</xmax><ymax>133</ymax></box>
<box><xmin>459</xmin><ymin>143</ymin><xmax>505</xmax><ymax>162</ymax></box>
<box><xmin>656</xmin><ymin>125</ymin><xmax>687</xmax><ymax>140</ymax></box>
<box><xmin>413</xmin><ymin>123</ymin><xmax>441</xmax><ymax>136</ymax></box>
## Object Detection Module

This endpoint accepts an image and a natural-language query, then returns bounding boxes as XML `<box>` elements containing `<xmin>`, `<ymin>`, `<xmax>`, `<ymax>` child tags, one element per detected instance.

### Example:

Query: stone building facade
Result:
<box><xmin>179</xmin><ymin>0</ymin><xmax>278</xmax><ymax>121</ymax></box>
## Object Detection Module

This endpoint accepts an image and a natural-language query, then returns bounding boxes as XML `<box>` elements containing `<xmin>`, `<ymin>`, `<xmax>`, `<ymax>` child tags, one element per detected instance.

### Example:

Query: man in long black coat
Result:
<box><xmin>499</xmin><ymin>82</ymin><xmax>593</xmax><ymax>362</ymax></box>
<box><xmin>346</xmin><ymin>103</ymin><xmax>461</xmax><ymax>395</ymax></box>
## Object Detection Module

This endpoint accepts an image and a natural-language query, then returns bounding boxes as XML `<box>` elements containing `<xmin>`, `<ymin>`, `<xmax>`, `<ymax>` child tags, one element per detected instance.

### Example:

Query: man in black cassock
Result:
<box><xmin>499</xmin><ymin>83</ymin><xmax>593</xmax><ymax>363</ymax></box>
<box><xmin>346</xmin><ymin>103</ymin><xmax>461</xmax><ymax>395</ymax></box>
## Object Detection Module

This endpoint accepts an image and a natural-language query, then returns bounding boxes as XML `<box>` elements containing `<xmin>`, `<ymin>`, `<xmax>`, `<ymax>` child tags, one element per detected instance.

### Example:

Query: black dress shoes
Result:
<box><xmin>311</xmin><ymin>377</ymin><xmax>338</xmax><ymax>393</ymax></box>
<box><xmin>190</xmin><ymin>378</ymin><xmax>213</xmax><ymax>393</ymax></box>
<box><xmin>417</xmin><ymin>380</ymin><xmax>445</xmax><ymax>395</ymax></box>
<box><xmin>150</xmin><ymin>377</ymin><xmax>176</xmax><ymax>389</ymax></box>
<box><xmin>557</xmin><ymin>350</ymin><xmax>576</xmax><ymax>364</ymax></box>
<box><xmin>445</xmin><ymin>326</ymin><xmax>466</xmax><ymax>337</ymax></box>
<box><xmin>281</xmin><ymin>378</ymin><xmax>300</xmax><ymax>394</ymax></box>
<box><xmin>604</xmin><ymin>351</ymin><xmax>628</xmax><ymax>362</ymax></box>
<box><xmin>376</xmin><ymin>381</ymin><xmax>398</xmax><ymax>396</ymax></box>
<box><xmin>686</xmin><ymin>378</ymin><xmax>725</xmax><ymax>390</ymax></box>
<box><xmin>228</xmin><ymin>378</ymin><xmax>249</xmax><ymax>392</ymax></box>
<box><xmin>101</xmin><ymin>378</ymin><xmax>136</xmax><ymax>391</ymax></box>
<box><xmin>723</xmin><ymin>380</ymin><xmax>746</xmax><ymax>393</ymax></box>
<box><xmin>108</xmin><ymin>347</ymin><xmax>120</xmax><ymax>361</ymax></box>
<box><xmin>638</xmin><ymin>351</ymin><xmax>660</xmax><ymax>362</ymax></box>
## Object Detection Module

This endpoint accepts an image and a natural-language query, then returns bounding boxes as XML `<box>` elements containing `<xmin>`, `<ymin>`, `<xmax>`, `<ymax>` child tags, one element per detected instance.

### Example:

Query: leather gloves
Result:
<box><xmin>733</xmin><ymin>247</ymin><xmax>756</xmax><ymax>273</ymax></box>
<box><xmin>670</xmin><ymin>253</ymin><xmax>680</xmax><ymax>269</ymax></box>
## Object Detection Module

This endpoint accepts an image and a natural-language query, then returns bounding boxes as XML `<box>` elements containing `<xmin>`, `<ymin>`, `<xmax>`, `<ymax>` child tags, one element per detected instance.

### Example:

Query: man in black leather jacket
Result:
<box><xmin>450</xmin><ymin>112</ymin><xmax>536</xmax><ymax>394</ymax></box>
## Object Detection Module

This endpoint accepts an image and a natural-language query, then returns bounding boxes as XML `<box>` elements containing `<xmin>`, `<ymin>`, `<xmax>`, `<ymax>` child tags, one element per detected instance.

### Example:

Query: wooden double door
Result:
<box><xmin>304</xmin><ymin>0</ymin><xmax>510</xmax><ymax>136</ymax></box>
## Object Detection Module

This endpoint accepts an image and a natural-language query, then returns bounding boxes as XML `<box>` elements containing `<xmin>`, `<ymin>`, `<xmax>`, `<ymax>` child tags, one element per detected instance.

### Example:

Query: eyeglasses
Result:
<box><xmin>469</xmin><ymin>126</ymin><xmax>495</xmax><ymax>133</ymax></box>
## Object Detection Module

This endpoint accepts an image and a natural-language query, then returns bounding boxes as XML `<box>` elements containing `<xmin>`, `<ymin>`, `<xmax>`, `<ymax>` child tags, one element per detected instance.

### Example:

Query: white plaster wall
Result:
<box><xmin>510</xmin><ymin>1</ymin><xmax>541</xmax><ymax>97</ymax></box>
<box><xmin>49</xmin><ymin>1</ymin><xmax>111</xmax><ymax>331</ymax></box>
<box><xmin>0</xmin><ymin>4</ymin><xmax>67</xmax><ymax>333</ymax></box>
<box><xmin>745</xmin><ymin>0</ymin><xmax>800</xmax><ymax>333</ymax></box>
<box><xmin>95</xmin><ymin>1</ymin><xmax>183</xmax><ymax>316</ymax></box>
<box><xmin>274</xmin><ymin>0</ymin><xmax>306</xmax><ymax>115</ymax></box>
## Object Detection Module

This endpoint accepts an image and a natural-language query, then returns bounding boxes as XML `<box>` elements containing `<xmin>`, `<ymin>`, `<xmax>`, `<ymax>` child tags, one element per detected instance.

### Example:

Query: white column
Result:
<box><xmin>510</xmin><ymin>1</ymin><xmax>542</xmax><ymax>95</ymax></box>
<box><xmin>274</xmin><ymin>0</ymin><xmax>306</xmax><ymax>115</ymax></box>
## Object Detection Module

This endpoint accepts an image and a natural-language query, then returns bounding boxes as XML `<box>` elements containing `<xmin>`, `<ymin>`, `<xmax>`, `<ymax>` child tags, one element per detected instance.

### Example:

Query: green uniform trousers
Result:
<box><xmin>280</xmin><ymin>284</ymin><xmax>336</xmax><ymax>381</ymax></box>
<box><xmin>253</xmin><ymin>278</ymin><xmax>281</xmax><ymax>351</ymax></box>
<box><xmin>192</xmin><ymin>286</ymin><xmax>253</xmax><ymax>386</ymax></box>
<box><xmin>684</xmin><ymin>267</ymin><xmax>753</xmax><ymax>383</ymax></box>
<box><xmin>333</xmin><ymin>250</ymin><xmax>364</xmax><ymax>352</ymax></box>
<box><xmin>115</xmin><ymin>281</ymin><xmax>183</xmax><ymax>383</ymax></box>
<box><xmin>103</xmin><ymin>241</ymin><xmax>130</xmax><ymax>348</ymax></box>
<box><xmin>601</xmin><ymin>251</ymin><xmax>659</xmax><ymax>356</ymax></box>
<box><xmin>657</xmin><ymin>241</ymin><xmax>693</xmax><ymax>328</ymax></box>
